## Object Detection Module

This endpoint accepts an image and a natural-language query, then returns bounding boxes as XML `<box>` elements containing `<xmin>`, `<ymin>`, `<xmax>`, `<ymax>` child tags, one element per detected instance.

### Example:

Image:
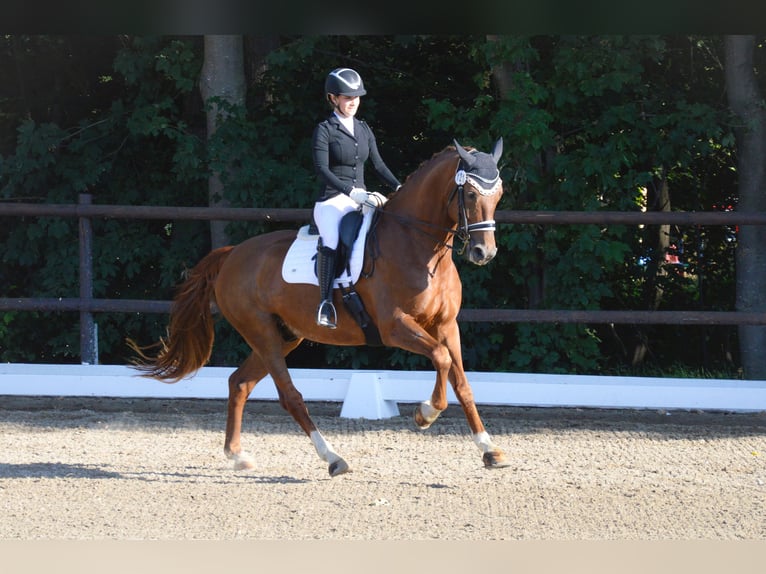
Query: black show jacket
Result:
<box><xmin>312</xmin><ymin>114</ymin><xmax>401</xmax><ymax>200</ymax></box>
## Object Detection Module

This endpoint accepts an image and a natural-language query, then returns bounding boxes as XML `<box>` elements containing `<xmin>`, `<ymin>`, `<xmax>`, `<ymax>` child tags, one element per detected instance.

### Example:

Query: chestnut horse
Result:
<box><xmin>130</xmin><ymin>138</ymin><xmax>509</xmax><ymax>476</ymax></box>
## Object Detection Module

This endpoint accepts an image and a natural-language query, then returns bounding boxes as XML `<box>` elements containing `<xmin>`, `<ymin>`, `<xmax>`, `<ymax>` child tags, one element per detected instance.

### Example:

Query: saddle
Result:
<box><xmin>308</xmin><ymin>209</ymin><xmax>366</xmax><ymax>279</ymax></box>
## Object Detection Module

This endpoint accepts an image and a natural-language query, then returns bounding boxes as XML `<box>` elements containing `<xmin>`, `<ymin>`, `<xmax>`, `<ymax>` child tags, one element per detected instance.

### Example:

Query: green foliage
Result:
<box><xmin>0</xmin><ymin>36</ymin><xmax>209</xmax><ymax>363</ymax></box>
<box><xmin>0</xmin><ymin>35</ymin><xmax>746</xmax><ymax>376</ymax></box>
<box><xmin>419</xmin><ymin>35</ymin><xmax>736</xmax><ymax>373</ymax></box>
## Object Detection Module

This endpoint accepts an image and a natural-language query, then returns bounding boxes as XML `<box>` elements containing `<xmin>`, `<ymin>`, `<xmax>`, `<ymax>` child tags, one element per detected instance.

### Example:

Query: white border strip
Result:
<box><xmin>1</xmin><ymin>363</ymin><xmax>765</xmax><ymax>418</ymax></box>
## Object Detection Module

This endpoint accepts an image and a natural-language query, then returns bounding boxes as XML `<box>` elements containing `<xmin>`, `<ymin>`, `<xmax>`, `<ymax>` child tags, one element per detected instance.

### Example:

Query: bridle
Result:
<box><xmin>367</xmin><ymin>158</ymin><xmax>502</xmax><ymax>258</ymax></box>
<box><xmin>361</xmin><ymin>156</ymin><xmax>502</xmax><ymax>279</ymax></box>
<box><xmin>448</xmin><ymin>161</ymin><xmax>502</xmax><ymax>254</ymax></box>
<box><xmin>362</xmin><ymin>144</ymin><xmax>502</xmax><ymax>277</ymax></box>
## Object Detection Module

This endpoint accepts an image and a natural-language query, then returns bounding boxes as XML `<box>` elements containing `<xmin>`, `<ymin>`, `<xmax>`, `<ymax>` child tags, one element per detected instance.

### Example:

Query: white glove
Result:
<box><xmin>365</xmin><ymin>191</ymin><xmax>388</xmax><ymax>207</ymax></box>
<box><xmin>349</xmin><ymin>187</ymin><xmax>368</xmax><ymax>204</ymax></box>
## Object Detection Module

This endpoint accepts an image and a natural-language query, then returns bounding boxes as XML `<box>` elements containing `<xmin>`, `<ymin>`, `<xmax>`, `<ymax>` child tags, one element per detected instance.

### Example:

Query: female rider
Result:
<box><xmin>311</xmin><ymin>67</ymin><xmax>401</xmax><ymax>328</ymax></box>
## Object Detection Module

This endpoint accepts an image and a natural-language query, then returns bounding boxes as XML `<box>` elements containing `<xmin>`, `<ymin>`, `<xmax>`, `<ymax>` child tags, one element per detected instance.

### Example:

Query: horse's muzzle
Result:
<box><xmin>467</xmin><ymin>242</ymin><xmax>497</xmax><ymax>266</ymax></box>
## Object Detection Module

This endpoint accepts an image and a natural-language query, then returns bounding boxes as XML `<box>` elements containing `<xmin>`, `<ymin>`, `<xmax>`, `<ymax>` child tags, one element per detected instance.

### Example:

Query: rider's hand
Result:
<box><xmin>366</xmin><ymin>191</ymin><xmax>388</xmax><ymax>207</ymax></box>
<box><xmin>349</xmin><ymin>188</ymin><xmax>368</xmax><ymax>204</ymax></box>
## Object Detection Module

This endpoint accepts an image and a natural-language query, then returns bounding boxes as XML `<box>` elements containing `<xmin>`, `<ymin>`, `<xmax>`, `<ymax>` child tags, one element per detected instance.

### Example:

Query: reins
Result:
<box><xmin>361</xmin><ymin>207</ymin><xmax>453</xmax><ymax>279</ymax></box>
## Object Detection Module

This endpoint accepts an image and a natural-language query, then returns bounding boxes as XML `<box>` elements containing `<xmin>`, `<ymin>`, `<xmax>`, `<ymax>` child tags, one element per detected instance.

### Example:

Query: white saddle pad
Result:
<box><xmin>281</xmin><ymin>205</ymin><xmax>376</xmax><ymax>287</ymax></box>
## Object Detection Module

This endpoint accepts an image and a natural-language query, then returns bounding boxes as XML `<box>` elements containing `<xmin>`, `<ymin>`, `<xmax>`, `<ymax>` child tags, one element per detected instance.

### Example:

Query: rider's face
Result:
<box><xmin>331</xmin><ymin>95</ymin><xmax>360</xmax><ymax>118</ymax></box>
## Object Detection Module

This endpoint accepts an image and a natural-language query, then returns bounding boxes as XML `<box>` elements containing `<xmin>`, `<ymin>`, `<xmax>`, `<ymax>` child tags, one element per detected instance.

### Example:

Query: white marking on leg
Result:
<box><xmin>419</xmin><ymin>400</ymin><xmax>443</xmax><ymax>424</ymax></box>
<box><xmin>232</xmin><ymin>451</ymin><xmax>256</xmax><ymax>470</ymax></box>
<box><xmin>472</xmin><ymin>431</ymin><xmax>497</xmax><ymax>454</ymax></box>
<box><xmin>310</xmin><ymin>430</ymin><xmax>341</xmax><ymax>464</ymax></box>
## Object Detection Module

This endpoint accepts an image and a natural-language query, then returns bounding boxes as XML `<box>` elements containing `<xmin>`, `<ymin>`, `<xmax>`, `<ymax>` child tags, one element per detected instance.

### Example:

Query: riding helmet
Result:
<box><xmin>325</xmin><ymin>68</ymin><xmax>367</xmax><ymax>97</ymax></box>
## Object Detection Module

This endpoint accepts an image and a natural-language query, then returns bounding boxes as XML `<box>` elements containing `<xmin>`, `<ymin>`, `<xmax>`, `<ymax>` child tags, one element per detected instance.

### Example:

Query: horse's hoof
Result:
<box><xmin>413</xmin><ymin>404</ymin><xmax>434</xmax><ymax>430</ymax></box>
<box><xmin>482</xmin><ymin>450</ymin><xmax>511</xmax><ymax>469</ymax></box>
<box><xmin>329</xmin><ymin>458</ymin><xmax>351</xmax><ymax>477</ymax></box>
<box><xmin>232</xmin><ymin>453</ymin><xmax>256</xmax><ymax>471</ymax></box>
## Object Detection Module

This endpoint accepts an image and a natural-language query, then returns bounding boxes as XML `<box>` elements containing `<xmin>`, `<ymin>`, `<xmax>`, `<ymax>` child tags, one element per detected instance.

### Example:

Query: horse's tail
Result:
<box><xmin>127</xmin><ymin>246</ymin><xmax>235</xmax><ymax>383</ymax></box>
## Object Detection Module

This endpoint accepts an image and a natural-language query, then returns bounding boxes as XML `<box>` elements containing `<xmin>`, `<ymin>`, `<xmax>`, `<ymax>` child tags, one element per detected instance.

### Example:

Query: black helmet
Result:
<box><xmin>324</xmin><ymin>68</ymin><xmax>367</xmax><ymax>97</ymax></box>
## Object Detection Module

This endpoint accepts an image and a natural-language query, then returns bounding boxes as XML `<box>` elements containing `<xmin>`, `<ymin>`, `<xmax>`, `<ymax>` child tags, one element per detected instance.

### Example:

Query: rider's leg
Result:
<box><xmin>313</xmin><ymin>194</ymin><xmax>357</xmax><ymax>328</ymax></box>
<box><xmin>315</xmin><ymin>244</ymin><xmax>338</xmax><ymax>328</ymax></box>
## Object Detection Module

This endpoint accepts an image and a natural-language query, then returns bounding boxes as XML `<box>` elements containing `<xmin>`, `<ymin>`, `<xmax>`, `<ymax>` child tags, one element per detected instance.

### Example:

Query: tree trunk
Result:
<box><xmin>243</xmin><ymin>36</ymin><xmax>280</xmax><ymax>106</ymax></box>
<box><xmin>632</xmin><ymin>172</ymin><xmax>672</xmax><ymax>365</ymax></box>
<box><xmin>199</xmin><ymin>35</ymin><xmax>245</xmax><ymax>249</ymax></box>
<box><xmin>488</xmin><ymin>35</ymin><xmax>548</xmax><ymax>309</ymax></box>
<box><xmin>725</xmin><ymin>35</ymin><xmax>766</xmax><ymax>379</ymax></box>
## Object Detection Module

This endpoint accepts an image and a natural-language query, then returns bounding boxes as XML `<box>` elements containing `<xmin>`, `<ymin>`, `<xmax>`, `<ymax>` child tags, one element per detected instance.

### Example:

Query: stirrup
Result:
<box><xmin>317</xmin><ymin>300</ymin><xmax>337</xmax><ymax>329</ymax></box>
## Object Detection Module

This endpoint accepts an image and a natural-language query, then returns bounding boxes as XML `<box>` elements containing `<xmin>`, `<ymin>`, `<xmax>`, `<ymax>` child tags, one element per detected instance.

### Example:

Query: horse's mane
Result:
<box><xmin>387</xmin><ymin>144</ymin><xmax>475</xmax><ymax>203</ymax></box>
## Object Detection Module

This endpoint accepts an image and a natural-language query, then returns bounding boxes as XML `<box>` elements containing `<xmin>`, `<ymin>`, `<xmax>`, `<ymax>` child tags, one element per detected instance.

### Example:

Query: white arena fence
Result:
<box><xmin>1</xmin><ymin>363</ymin><xmax>765</xmax><ymax>418</ymax></box>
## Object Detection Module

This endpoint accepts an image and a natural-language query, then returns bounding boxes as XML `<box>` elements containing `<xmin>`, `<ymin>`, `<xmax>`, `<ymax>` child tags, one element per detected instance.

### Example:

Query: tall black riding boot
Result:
<box><xmin>316</xmin><ymin>245</ymin><xmax>338</xmax><ymax>328</ymax></box>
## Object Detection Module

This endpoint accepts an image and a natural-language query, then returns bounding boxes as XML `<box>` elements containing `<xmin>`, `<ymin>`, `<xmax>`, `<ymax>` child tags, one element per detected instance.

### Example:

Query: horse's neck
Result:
<box><xmin>388</xmin><ymin>195</ymin><xmax>452</xmax><ymax>229</ymax></box>
<box><xmin>388</xmin><ymin>157</ymin><xmax>456</xmax><ymax>232</ymax></box>
<box><xmin>377</xmin><ymin>162</ymin><xmax>457</xmax><ymax>262</ymax></box>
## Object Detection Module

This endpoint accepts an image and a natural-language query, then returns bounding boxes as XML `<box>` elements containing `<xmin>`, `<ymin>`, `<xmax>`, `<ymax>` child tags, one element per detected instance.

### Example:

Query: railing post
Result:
<box><xmin>79</xmin><ymin>193</ymin><xmax>97</xmax><ymax>364</ymax></box>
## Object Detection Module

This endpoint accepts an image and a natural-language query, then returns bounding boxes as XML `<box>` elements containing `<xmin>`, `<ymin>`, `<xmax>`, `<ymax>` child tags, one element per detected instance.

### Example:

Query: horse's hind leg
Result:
<box><xmin>224</xmin><ymin>340</ymin><xmax>301</xmax><ymax>470</ymax></box>
<box><xmin>267</xmin><ymin>361</ymin><xmax>350</xmax><ymax>477</ymax></box>
<box><xmin>234</xmin><ymin>321</ymin><xmax>350</xmax><ymax>477</ymax></box>
<box><xmin>224</xmin><ymin>352</ymin><xmax>269</xmax><ymax>470</ymax></box>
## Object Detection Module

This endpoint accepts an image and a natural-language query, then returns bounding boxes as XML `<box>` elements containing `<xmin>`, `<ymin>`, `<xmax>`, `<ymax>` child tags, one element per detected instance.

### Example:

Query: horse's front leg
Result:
<box><xmin>384</xmin><ymin>313</ymin><xmax>451</xmax><ymax>429</ymax></box>
<box><xmin>443</xmin><ymin>324</ymin><xmax>509</xmax><ymax>469</ymax></box>
<box><xmin>390</xmin><ymin>314</ymin><xmax>510</xmax><ymax>469</ymax></box>
<box><xmin>447</xmin><ymin>362</ymin><xmax>509</xmax><ymax>469</ymax></box>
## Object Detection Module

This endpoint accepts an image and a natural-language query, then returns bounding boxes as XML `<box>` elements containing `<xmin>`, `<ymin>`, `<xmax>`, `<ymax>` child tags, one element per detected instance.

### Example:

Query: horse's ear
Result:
<box><xmin>491</xmin><ymin>137</ymin><xmax>503</xmax><ymax>164</ymax></box>
<box><xmin>453</xmin><ymin>139</ymin><xmax>476</xmax><ymax>168</ymax></box>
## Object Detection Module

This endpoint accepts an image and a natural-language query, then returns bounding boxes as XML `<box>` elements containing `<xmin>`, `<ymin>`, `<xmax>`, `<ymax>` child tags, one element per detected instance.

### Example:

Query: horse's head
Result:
<box><xmin>452</xmin><ymin>138</ymin><xmax>504</xmax><ymax>265</ymax></box>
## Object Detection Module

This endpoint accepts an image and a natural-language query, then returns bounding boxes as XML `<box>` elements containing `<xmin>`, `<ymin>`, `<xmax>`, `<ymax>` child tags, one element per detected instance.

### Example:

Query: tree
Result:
<box><xmin>427</xmin><ymin>36</ymin><xmax>734</xmax><ymax>373</ymax></box>
<box><xmin>199</xmin><ymin>35</ymin><xmax>246</xmax><ymax>249</ymax></box>
<box><xmin>0</xmin><ymin>36</ymin><xmax>209</xmax><ymax>363</ymax></box>
<box><xmin>725</xmin><ymin>35</ymin><xmax>766</xmax><ymax>379</ymax></box>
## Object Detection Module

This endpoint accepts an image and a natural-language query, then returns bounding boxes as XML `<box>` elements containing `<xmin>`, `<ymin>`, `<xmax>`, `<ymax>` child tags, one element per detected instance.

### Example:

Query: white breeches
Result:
<box><xmin>313</xmin><ymin>193</ymin><xmax>358</xmax><ymax>250</ymax></box>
